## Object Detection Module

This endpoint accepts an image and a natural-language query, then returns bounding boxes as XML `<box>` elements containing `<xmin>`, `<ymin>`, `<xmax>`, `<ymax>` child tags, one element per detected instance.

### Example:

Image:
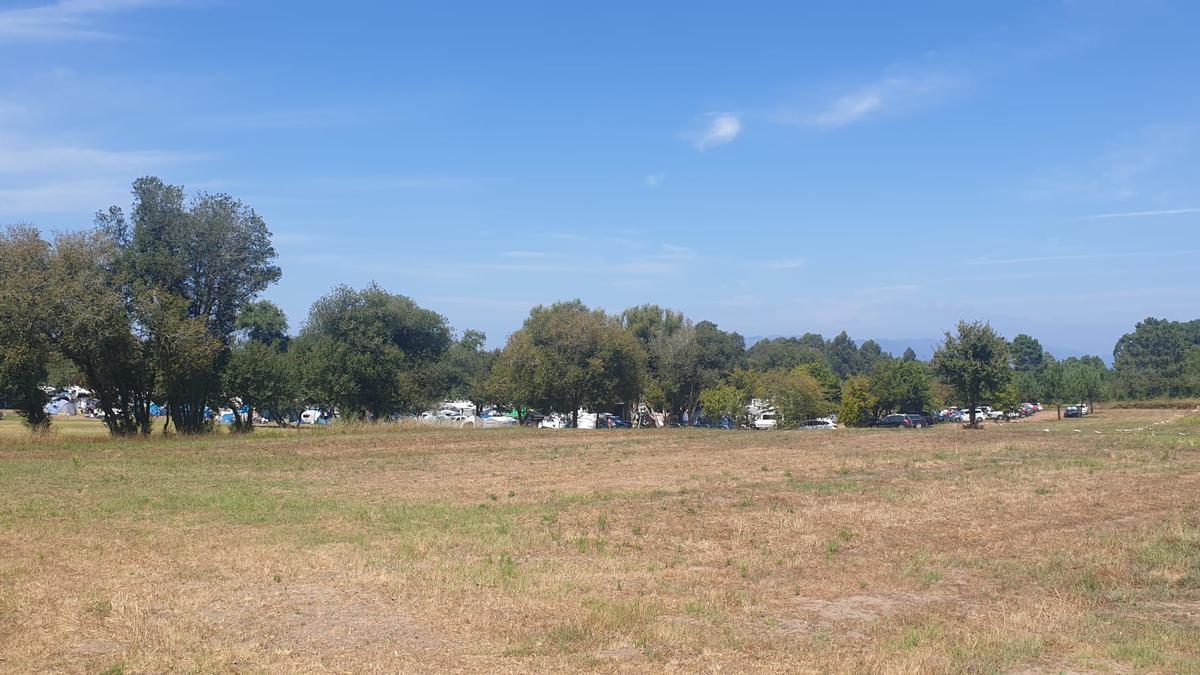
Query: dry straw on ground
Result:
<box><xmin>1</xmin><ymin>408</ymin><xmax>1198</xmax><ymax>673</ymax></box>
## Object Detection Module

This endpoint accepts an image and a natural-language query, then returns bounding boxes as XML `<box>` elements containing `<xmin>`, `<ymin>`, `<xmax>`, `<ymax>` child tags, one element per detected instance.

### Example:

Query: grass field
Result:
<box><xmin>2</xmin><ymin>408</ymin><xmax>1199</xmax><ymax>673</ymax></box>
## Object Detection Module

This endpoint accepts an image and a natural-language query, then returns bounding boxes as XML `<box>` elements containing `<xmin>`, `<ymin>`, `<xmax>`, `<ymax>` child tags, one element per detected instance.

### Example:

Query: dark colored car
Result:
<box><xmin>906</xmin><ymin>414</ymin><xmax>934</xmax><ymax>427</ymax></box>
<box><xmin>596</xmin><ymin>414</ymin><xmax>632</xmax><ymax>428</ymax></box>
<box><xmin>872</xmin><ymin>413</ymin><xmax>931</xmax><ymax>428</ymax></box>
<box><xmin>690</xmin><ymin>415</ymin><xmax>734</xmax><ymax>429</ymax></box>
<box><xmin>872</xmin><ymin>414</ymin><xmax>910</xmax><ymax>428</ymax></box>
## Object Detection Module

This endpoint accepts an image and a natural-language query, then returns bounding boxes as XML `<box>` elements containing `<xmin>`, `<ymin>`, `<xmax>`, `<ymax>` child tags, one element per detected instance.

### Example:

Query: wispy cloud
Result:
<box><xmin>0</xmin><ymin>0</ymin><xmax>172</xmax><ymax>41</ymax></box>
<box><xmin>0</xmin><ymin>179</ymin><xmax>116</xmax><ymax>214</ymax></box>
<box><xmin>644</xmin><ymin>173</ymin><xmax>665</xmax><ymax>188</ymax></box>
<box><xmin>0</xmin><ymin>135</ymin><xmax>200</xmax><ymax>215</ymax></box>
<box><xmin>199</xmin><ymin>106</ymin><xmax>367</xmax><ymax>131</ymax></box>
<box><xmin>1026</xmin><ymin>125</ymin><xmax>1196</xmax><ymax>203</ymax></box>
<box><xmin>765</xmin><ymin>257</ymin><xmax>806</xmax><ymax>270</ymax></box>
<box><xmin>1080</xmin><ymin>207</ymin><xmax>1200</xmax><ymax>220</ymax></box>
<box><xmin>962</xmin><ymin>250</ymin><xmax>1200</xmax><ymax>266</ymax></box>
<box><xmin>0</xmin><ymin>140</ymin><xmax>198</xmax><ymax>174</ymax></box>
<box><xmin>692</xmin><ymin>113</ymin><xmax>741</xmax><ymax>150</ymax></box>
<box><xmin>773</xmin><ymin>73</ymin><xmax>960</xmax><ymax>129</ymax></box>
<box><xmin>465</xmin><ymin>243</ymin><xmax>698</xmax><ymax>279</ymax></box>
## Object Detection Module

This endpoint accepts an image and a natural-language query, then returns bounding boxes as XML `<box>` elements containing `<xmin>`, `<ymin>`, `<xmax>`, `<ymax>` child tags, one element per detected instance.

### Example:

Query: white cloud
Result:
<box><xmin>0</xmin><ymin>0</ymin><xmax>171</xmax><ymax>41</ymax></box>
<box><xmin>961</xmin><ymin>250</ymin><xmax>1200</xmax><ymax>266</ymax></box>
<box><xmin>777</xmin><ymin>74</ymin><xmax>958</xmax><ymax>129</ymax></box>
<box><xmin>0</xmin><ymin>136</ymin><xmax>199</xmax><ymax>215</ymax></box>
<box><xmin>694</xmin><ymin>113</ymin><xmax>741</xmax><ymax>150</ymax></box>
<box><xmin>0</xmin><ymin>178</ymin><xmax>128</xmax><ymax>214</ymax></box>
<box><xmin>644</xmin><ymin>173</ymin><xmax>665</xmax><ymax>188</ymax></box>
<box><xmin>1080</xmin><ymin>207</ymin><xmax>1200</xmax><ymax>220</ymax></box>
<box><xmin>809</xmin><ymin>90</ymin><xmax>885</xmax><ymax>128</ymax></box>
<box><xmin>0</xmin><ymin>141</ymin><xmax>194</xmax><ymax>174</ymax></box>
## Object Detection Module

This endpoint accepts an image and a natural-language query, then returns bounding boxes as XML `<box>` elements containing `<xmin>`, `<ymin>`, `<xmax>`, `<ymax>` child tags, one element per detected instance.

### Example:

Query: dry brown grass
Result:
<box><xmin>1</xmin><ymin>407</ymin><xmax>1198</xmax><ymax>673</ymax></box>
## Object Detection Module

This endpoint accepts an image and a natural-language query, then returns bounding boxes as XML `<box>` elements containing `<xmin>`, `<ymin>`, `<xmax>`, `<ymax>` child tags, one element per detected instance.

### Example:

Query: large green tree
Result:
<box><xmin>222</xmin><ymin>341</ymin><xmax>299</xmax><ymax>431</ymax></box>
<box><xmin>295</xmin><ymin>284</ymin><xmax>452</xmax><ymax>419</ymax></box>
<box><xmin>827</xmin><ymin>331</ymin><xmax>863</xmax><ymax>379</ymax></box>
<box><xmin>0</xmin><ymin>226</ymin><xmax>52</xmax><ymax>431</ymax></box>
<box><xmin>698</xmin><ymin>385</ymin><xmax>749</xmax><ymax>425</ymax></box>
<box><xmin>746</xmin><ymin>337</ymin><xmax>828</xmax><ymax>372</ymax></box>
<box><xmin>481</xmin><ymin>330</ymin><xmax>540</xmax><ymax>424</ymax></box>
<box><xmin>488</xmin><ymin>300</ymin><xmax>645</xmax><ymax>426</ymax></box>
<box><xmin>222</xmin><ymin>302</ymin><xmax>297</xmax><ymax>431</ymax></box>
<box><xmin>48</xmin><ymin>229</ymin><xmax>157</xmax><ymax>436</ymax></box>
<box><xmin>621</xmin><ymin>304</ymin><xmax>688</xmax><ymax>412</ymax></box>
<box><xmin>838</xmin><ymin>376</ymin><xmax>878</xmax><ymax>428</ymax></box>
<box><xmin>648</xmin><ymin>324</ymin><xmax>703</xmax><ymax>416</ymax></box>
<box><xmin>95</xmin><ymin>177</ymin><xmax>281</xmax><ymax>433</ymax></box>
<box><xmin>858</xmin><ymin>339</ymin><xmax>888</xmax><ymax>374</ymax></box>
<box><xmin>1184</xmin><ymin>346</ymin><xmax>1200</xmax><ymax>397</ymax></box>
<box><xmin>1060</xmin><ymin>356</ymin><xmax>1111</xmax><ymax>411</ymax></box>
<box><xmin>933</xmin><ymin>321</ymin><xmax>1012</xmax><ymax>427</ymax></box>
<box><xmin>236</xmin><ymin>300</ymin><xmax>290</xmax><ymax>348</ymax></box>
<box><xmin>871</xmin><ymin>359</ymin><xmax>934</xmax><ymax>416</ymax></box>
<box><xmin>621</xmin><ymin>304</ymin><xmax>685</xmax><ymax>346</ymax></box>
<box><xmin>754</xmin><ymin>367</ymin><xmax>830</xmax><ymax>428</ymax></box>
<box><xmin>1010</xmin><ymin>334</ymin><xmax>1047</xmax><ymax>373</ymax></box>
<box><xmin>1113</xmin><ymin>317</ymin><xmax>1198</xmax><ymax>398</ymax></box>
<box><xmin>441</xmin><ymin>329</ymin><xmax>498</xmax><ymax>414</ymax></box>
<box><xmin>694</xmin><ymin>320</ymin><xmax>746</xmax><ymax>389</ymax></box>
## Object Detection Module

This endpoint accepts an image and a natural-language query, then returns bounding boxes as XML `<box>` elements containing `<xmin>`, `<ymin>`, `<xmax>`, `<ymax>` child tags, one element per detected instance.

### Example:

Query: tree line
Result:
<box><xmin>1</xmin><ymin>177</ymin><xmax>1195</xmax><ymax>433</ymax></box>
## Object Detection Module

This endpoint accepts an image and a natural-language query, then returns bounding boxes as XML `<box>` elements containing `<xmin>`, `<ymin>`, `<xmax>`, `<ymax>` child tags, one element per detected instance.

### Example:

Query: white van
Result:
<box><xmin>753</xmin><ymin>412</ymin><xmax>778</xmax><ymax>430</ymax></box>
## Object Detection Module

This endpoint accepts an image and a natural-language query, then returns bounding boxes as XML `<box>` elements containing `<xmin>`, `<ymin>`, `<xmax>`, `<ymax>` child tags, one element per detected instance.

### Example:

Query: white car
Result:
<box><xmin>478</xmin><ymin>414</ymin><xmax>518</xmax><ymax>427</ymax></box>
<box><xmin>752</xmin><ymin>412</ymin><xmax>778</xmax><ymax>430</ymax></box>
<box><xmin>799</xmin><ymin>419</ymin><xmax>837</xmax><ymax>430</ymax></box>
<box><xmin>979</xmin><ymin>406</ymin><xmax>1005</xmax><ymax>421</ymax></box>
<box><xmin>300</xmin><ymin>409</ymin><xmax>327</xmax><ymax>425</ymax></box>
<box><xmin>538</xmin><ymin>414</ymin><xmax>569</xmax><ymax>429</ymax></box>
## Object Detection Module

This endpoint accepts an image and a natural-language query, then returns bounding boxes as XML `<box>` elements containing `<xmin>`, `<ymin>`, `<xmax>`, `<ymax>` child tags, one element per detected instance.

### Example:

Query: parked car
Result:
<box><xmin>957</xmin><ymin>408</ymin><xmax>990</xmax><ymax>423</ymax></box>
<box><xmin>596</xmin><ymin>414</ymin><xmax>631</xmax><ymax>428</ymax></box>
<box><xmin>905</xmin><ymin>414</ymin><xmax>934</xmax><ymax>428</ymax></box>
<box><xmin>538</xmin><ymin>414</ymin><xmax>570</xmax><ymax>429</ymax></box>
<box><xmin>300</xmin><ymin>409</ymin><xmax>330</xmax><ymax>425</ymax></box>
<box><xmin>799</xmin><ymin>419</ymin><xmax>838</xmax><ymax>430</ymax></box>
<box><xmin>979</xmin><ymin>406</ymin><xmax>1005</xmax><ymax>421</ymax></box>
<box><xmin>1065</xmin><ymin>405</ymin><xmax>1082</xmax><ymax>418</ymax></box>
<box><xmin>872</xmin><ymin>414</ymin><xmax>928</xmax><ymax>428</ymax></box>
<box><xmin>753</xmin><ymin>412</ymin><xmax>778</xmax><ymax>430</ymax></box>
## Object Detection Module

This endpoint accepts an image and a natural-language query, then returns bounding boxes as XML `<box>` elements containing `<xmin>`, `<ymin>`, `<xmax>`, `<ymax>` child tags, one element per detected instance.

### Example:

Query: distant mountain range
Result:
<box><xmin>745</xmin><ymin>336</ymin><xmax>1094</xmax><ymax>362</ymax></box>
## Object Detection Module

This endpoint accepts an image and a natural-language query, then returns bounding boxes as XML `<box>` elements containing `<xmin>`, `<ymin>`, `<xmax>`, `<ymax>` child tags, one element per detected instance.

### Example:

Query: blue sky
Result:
<box><xmin>2</xmin><ymin>1</ymin><xmax>1198</xmax><ymax>359</ymax></box>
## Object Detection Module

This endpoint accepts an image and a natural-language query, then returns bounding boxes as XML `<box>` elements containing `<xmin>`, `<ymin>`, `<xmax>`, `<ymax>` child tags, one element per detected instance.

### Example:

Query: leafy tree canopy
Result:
<box><xmin>933</xmin><ymin>321</ymin><xmax>1011</xmax><ymax>426</ymax></box>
